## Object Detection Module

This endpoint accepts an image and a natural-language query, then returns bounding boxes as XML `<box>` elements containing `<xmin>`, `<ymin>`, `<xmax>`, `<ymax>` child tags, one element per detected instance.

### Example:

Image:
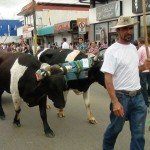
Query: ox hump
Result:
<box><xmin>65</xmin><ymin>50</ymin><xmax>80</xmax><ymax>62</ymax></box>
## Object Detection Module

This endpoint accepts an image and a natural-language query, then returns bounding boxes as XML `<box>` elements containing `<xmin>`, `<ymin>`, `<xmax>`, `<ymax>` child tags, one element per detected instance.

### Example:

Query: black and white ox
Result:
<box><xmin>0</xmin><ymin>52</ymin><xmax>70</xmax><ymax>137</ymax></box>
<box><xmin>37</xmin><ymin>48</ymin><xmax>105</xmax><ymax>124</ymax></box>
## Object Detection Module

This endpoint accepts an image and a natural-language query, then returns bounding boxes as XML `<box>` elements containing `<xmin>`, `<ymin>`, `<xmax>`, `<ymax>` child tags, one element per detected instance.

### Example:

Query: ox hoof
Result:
<box><xmin>46</xmin><ymin>104</ymin><xmax>51</xmax><ymax>109</ymax></box>
<box><xmin>0</xmin><ymin>114</ymin><xmax>5</xmax><ymax>120</ymax></box>
<box><xmin>45</xmin><ymin>132</ymin><xmax>55</xmax><ymax>138</ymax></box>
<box><xmin>57</xmin><ymin>112</ymin><xmax>65</xmax><ymax>118</ymax></box>
<box><xmin>89</xmin><ymin>117</ymin><xmax>98</xmax><ymax>124</ymax></box>
<box><xmin>13</xmin><ymin>119</ymin><xmax>21</xmax><ymax>127</ymax></box>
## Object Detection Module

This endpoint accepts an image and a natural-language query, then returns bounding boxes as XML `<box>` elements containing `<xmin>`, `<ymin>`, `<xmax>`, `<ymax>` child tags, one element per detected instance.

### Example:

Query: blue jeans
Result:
<box><xmin>103</xmin><ymin>93</ymin><xmax>147</xmax><ymax>150</ymax></box>
<box><xmin>139</xmin><ymin>72</ymin><xmax>150</xmax><ymax>107</ymax></box>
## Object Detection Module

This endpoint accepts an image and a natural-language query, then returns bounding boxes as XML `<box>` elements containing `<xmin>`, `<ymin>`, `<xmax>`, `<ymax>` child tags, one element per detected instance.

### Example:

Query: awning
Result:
<box><xmin>37</xmin><ymin>26</ymin><xmax>54</xmax><ymax>36</ymax></box>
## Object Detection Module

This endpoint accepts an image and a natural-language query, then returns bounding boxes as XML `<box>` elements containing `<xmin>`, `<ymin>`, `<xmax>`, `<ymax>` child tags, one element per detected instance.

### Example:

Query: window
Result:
<box><xmin>140</xmin><ymin>15</ymin><xmax>150</xmax><ymax>37</ymax></box>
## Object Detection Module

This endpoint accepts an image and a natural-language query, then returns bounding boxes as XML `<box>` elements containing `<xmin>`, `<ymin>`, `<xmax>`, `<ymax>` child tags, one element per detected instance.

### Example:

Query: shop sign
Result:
<box><xmin>54</xmin><ymin>21</ymin><xmax>70</xmax><ymax>33</ymax></box>
<box><xmin>132</xmin><ymin>0</ymin><xmax>150</xmax><ymax>13</ymax></box>
<box><xmin>96</xmin><ymin>1</ymin><xmax>122</xmax><ymax>21</ymax></box>
<box><xmin>77</xmin><ymin>18</ymin><xmax>87</xmax><ymax>34</ymax></box>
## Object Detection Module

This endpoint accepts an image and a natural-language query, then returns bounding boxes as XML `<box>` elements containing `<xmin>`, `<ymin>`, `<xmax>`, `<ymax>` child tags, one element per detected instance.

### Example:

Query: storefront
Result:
<box><xmin>95</xmin><ymin>1</ymin><xmax>122</xmax><ymax>46</ymax></box>
<box><xmin>54</xmin><ymin>20</ymin><xmax>78</xmax><ymax>47</ymax></box>
<box><xmin>94</xmin><ymin>0</ymin><xmax>150</xmax><ymax>46</ymax></box>
<box><xmin>37</xmin><ymin>26</ymin><xmax>54</xmax><ymax>48</ymax></box>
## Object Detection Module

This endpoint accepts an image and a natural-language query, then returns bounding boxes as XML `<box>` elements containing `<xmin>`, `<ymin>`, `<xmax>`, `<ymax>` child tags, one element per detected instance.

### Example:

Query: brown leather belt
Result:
<box><xmin>115</xmin><ymin>89</ymin><xmax>141</xmax><ymax>97</ymax></box>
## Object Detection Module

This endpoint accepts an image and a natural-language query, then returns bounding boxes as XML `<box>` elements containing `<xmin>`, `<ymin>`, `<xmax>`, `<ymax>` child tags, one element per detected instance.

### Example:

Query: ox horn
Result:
<box><xmin>40</xmin><ymin>63</ymin><xmax>51</xmax><ymax>75</ymax></box>
<box><xmin>60</xmin><ymin>66</ymin><xmax>72</xmax><ymax>74</ymax></box>
<box><xmin>35</xmin><ymin>63</ymin><xmax>52</xmax><ymax>81</ymax></box>
<box><xmin>49</xmin><ymin>64</ymin><xmax>72</xmax><ymax>75</ymax></box>
<box><xmin>35</xmin><ymin>69</ymin><xmax>51</xmax><ymax>81</ymax></box>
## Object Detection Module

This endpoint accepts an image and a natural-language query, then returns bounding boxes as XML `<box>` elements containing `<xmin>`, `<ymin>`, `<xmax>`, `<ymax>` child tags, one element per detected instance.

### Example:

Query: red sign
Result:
<box><xmin>54</xmin><ymin>21</ymin><xmax>70</xmax><ymax>32</ymax></box>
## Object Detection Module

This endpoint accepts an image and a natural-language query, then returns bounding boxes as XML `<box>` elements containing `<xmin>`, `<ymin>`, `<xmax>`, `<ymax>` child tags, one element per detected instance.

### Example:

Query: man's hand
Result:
<box><xmin>112</xmin><ymin>101</ymin><xmax>124</xmax><ymax>117</ymax></box>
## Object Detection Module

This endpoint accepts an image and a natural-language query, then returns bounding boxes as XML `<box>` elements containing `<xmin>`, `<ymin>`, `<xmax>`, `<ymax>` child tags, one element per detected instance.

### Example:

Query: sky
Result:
<box><xmin>0</xmin><ymin>0</ymin><xmax>83</xmax><ymax>19</ymax></box>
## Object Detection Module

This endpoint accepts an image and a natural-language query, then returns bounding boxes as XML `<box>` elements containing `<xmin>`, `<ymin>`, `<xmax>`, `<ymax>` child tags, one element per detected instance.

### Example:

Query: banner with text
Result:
<box><xmin>96</xmin><ymin>1</ymin><xmax>122</xmax><ymax>21</ymax></box>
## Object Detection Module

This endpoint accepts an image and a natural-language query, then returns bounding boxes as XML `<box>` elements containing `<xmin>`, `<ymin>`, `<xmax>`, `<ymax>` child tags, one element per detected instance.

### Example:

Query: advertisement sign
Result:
<box><xmin>96</xmin><ymin>1</ymin><xmax>122</xmax><ymax>21</ymax></box>
<box><xmin>54</xmin><ymin>21</ymin><xmax>70</xmax><ymax>33</ymax></box>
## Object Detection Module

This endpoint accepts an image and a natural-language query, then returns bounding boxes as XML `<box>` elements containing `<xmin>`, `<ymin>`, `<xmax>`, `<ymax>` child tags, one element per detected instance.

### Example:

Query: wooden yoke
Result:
<box><xmin>142</xmin><ymin>0</ymin><xmax>150</xmax><ymax>60</ymax></box>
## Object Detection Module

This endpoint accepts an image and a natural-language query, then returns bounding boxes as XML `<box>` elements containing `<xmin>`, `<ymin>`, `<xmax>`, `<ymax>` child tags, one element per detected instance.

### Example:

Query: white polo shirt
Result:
<box><xmin>101</xmin><ymin>42</ymin><xmax>141</xmax><ymax>91</ymax></box>
<box><xmin>62</xmin><ymin>42</ymin><xmax>69</xmax><ymax>49</ymax></box>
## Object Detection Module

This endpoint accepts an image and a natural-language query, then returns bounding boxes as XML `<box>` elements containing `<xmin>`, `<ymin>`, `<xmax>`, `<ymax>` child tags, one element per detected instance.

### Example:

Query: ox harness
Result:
<box><xmin>62</xmin><ymin>57</ymin><xmax>94</xmax><ymax>81</ymax></box>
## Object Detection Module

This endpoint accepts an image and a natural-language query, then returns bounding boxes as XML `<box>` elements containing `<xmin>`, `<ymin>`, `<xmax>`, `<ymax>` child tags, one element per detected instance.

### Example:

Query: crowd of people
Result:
<box><xmin>0</xmin><ymin>41</ymin><xmax>33</xmax><ymax>55</ymax></box>
<box><xmin>60</xmin><ymin>37</ymin><xmax>108</xmax><ymax>55</ymax></box>
<box><xmin>0</xmin><ymin>37</ymin><xmax>108</xmax><ymax>56</ymax></box>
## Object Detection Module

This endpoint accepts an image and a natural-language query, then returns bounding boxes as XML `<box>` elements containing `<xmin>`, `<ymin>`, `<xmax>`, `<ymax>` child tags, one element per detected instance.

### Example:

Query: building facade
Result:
<box><xmin>87</xmin><ymin>0</ymin><xmax>150</xmax><ymax>46</ymax></box>
<box><xmin>18</xmin><ymin>1</ymin><xmax>90</xmax><ymax>48</ymax></box>
<box><xmin>0</xmin><ymin>20</ymin><xmax>23</xmax><ymax>43</ymax></box>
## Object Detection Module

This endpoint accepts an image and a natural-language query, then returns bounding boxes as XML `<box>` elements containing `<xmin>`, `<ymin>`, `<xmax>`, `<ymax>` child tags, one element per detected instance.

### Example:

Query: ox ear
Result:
<box><xmin>35</xmin><ymin>69</ymin><xmax>51</xmax><ymax>81</ymax></box>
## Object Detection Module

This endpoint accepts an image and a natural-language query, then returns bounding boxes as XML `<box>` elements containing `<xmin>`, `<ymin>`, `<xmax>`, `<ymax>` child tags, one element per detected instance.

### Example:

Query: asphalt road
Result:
<box><xmin>0</xmin><ymin>83</ymin><xmax>150</xmax><ymax>150</ymax></box>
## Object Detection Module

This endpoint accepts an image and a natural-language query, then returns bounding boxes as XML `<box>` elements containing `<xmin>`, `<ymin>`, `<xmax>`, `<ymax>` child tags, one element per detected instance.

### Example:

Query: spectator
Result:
<box><xmin>98</xmin><ymin>42</ymin><xmax>102</xmax><ymax>50</ymax></box>
<box><xmin>69</xmin><ymin>43</ymin><xmax>73</xmax><ymax>50</ymax></box>
<box><xmin>48</xmin><ymin>42</ymin><xmax>51</xmax><ymax>48</ymax></box>
<box><xmin>101</xmin><ymin>41</ymin><xmax>108</xmax><ymax>49</ymax></box>
<box><xmin>55</xmin><ymin>42</ymin><xmax>59</xmax><ymax>48</ymax></box>
<box><xmin>88</xmin><ymin>41</ymin><xmax>99</xmax><ymax>55</ymax></box>
<box><xmin>133</xmin><ymin>39</ymin><xmax>138</xmax><ymax>49</ymax></box>
<box><xmin>62</xmin><ymin>38</ymin><xmax>69</xmax><ymax>49</ymax></box>
<box><xmin>77</xmin><ymin>37</ymin><xmax>87</xmax><ymax>53</ymax></box>
<box><xmin>138</xmin><ymin>37</ymin><xmax>150</xmax><ymax>107</ymax></box>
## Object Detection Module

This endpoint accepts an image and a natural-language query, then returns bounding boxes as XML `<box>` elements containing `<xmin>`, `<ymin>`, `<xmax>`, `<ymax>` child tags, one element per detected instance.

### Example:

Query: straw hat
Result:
<box><xmin>112</xmin><ymin>16</ymin><xmax>139</xmax><ymax>29</ymax></box>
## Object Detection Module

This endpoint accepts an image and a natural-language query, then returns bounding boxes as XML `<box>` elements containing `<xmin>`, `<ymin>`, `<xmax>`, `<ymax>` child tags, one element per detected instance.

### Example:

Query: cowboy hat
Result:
<box><xmin>111</xmin><ymin>16</ymin><xmax>139</xmax><ymax>29</ymax></box>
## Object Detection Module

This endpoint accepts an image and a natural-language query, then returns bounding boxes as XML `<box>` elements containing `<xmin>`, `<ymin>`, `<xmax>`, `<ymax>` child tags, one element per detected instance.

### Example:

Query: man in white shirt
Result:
<box><xmin>62</xmin><ymin>37</ymin><xmax>69</xmax><ymax>49</ymax></box>
<box><xmin>101</xmin><ymin>16</ymin><xmax>150</xmax><ymax>150</ymax></box>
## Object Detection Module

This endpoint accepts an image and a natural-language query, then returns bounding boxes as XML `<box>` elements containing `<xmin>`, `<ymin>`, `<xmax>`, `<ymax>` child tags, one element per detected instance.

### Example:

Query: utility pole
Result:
<box><xmin>32</xmin><ymin>0</ymin><xmax>37</xmax><ymax>55</ymax></box>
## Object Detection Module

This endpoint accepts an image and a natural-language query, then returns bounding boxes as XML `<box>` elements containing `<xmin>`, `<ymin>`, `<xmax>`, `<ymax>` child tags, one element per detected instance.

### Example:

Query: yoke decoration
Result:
<box><xmin>62</xmin><ymin>57</ymin><xmax>94</xmax><ymax>81</ymax></box>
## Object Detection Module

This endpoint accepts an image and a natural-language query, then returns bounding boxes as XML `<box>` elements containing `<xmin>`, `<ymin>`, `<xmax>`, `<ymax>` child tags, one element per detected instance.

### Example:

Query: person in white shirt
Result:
<box><xmin>101</xmin><ymin>16</ymin><xmax>150</xmax><ymax>150</ymax></box>
<box><xmin>62</xmin><ymin>37</ymin><xmax>69</xmax><ymax>49</ymax></box>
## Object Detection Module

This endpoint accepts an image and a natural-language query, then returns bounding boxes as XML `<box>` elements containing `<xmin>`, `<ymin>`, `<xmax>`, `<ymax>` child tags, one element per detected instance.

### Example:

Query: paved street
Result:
<box><xmin>0</xmin><ymin>83</ymin><xmax>150</xmax><ymax>150</ymax></box>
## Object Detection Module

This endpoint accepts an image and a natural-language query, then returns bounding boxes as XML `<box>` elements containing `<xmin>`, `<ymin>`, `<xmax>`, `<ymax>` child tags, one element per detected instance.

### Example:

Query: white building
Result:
<box><xmin>18</xmin><ymin>1</ymin><xmax>90</xmax><ymax>48</ymax></box>
<box><xmin>87</xmin><ymin>0</ymin><xmax>150</xmax><ymax>46</ymax></box>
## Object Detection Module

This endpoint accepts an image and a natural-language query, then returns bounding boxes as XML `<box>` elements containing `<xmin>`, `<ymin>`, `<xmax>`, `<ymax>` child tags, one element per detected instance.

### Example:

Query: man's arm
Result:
<box><xmin>139</xmin><ymin>59</ymin><xmax>150</xmax><ymax>72</ymax></box>
<box><xmin>105</xmin><ymin>72</ymin><xmax>124</xmax><ymax>117</ymax></box>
